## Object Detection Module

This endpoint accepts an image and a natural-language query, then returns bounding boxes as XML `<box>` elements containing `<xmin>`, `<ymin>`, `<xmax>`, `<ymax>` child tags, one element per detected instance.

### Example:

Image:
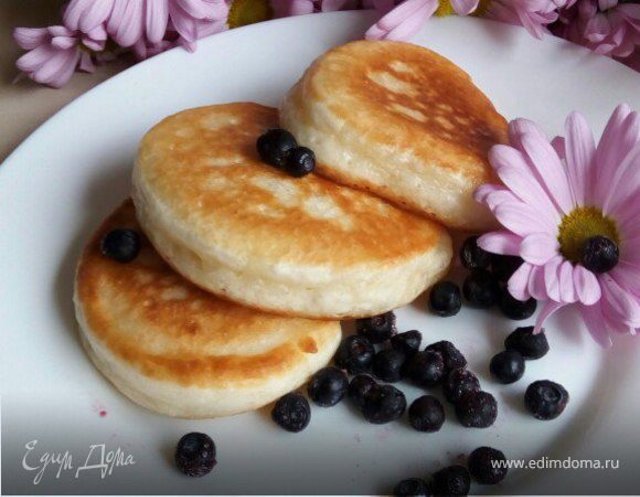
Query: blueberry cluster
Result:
<box><xmin>430</xmin><ymin>236</ymin><xmax>537</xmax><ymax>320</ymax></box>
<box><xmin>489</xmin><ymin>326</ymin><xmax>549</xmax><ymax>385</ymax></box>
<box><xmin>256</xmin><ymin>128</ymin><xmax>316</xmax><ymax>177</ymax></box>
<box><xmin>270</xmin><ymin>312</ymin><xmax>498</xmax><ymax>434</ymax></box>
<box><xmin>339</xmin><ymin>313</ymin><xmax>499</xmax><ymax>431</ymax></box>
<box><xmin>490</xmin><ymin>326</ymin><xmax>548</xmax><ymax>387</ymax></box>
<box><xmin>488</xmin><ymin>326</ymin><xmax>569</xmax><ymax>420</ymax></box>
<box><xmin>394</xmin><ymin>445</ymin><xmax>508</xmax><ymax>496</ymax></box>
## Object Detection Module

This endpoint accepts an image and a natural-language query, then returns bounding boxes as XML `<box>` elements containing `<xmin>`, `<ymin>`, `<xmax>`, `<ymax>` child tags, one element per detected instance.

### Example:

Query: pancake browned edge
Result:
<box><xmin>73</xmin><ymin>200</ymin><xmax>342</xmax><ymax>418</ymax></box>
<box><xmin>280</xmin><ymin>40</ymin><xmax>508</xmax><ymax>231</ymax></box>
<box><xmin>132</xmin><ymin>103</ymin><xmax>453</xmax><ymax>319</ymax></box>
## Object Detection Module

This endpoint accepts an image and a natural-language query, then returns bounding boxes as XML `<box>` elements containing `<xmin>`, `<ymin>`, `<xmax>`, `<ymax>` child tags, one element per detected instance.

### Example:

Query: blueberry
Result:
<box><xmin>362</xmin><ymin>384</ymin><xmax>406</xmax><ymax>424</ymax></box>
<box><xmin>499</xmin><ymin>289</ymin><xmax>537</xmax><ymax>320</ymax></box>
<box><xmin>372</xmin><ymin>349</ymin><xmax>406</xmax><ymax>383</ymax></box>
<box><xmin>404</xmin><ymin>350</ymin><xmax>445</xmax><ymax>387</ymax></box>
<box><xmin>307</xmin><ymin>367</ymin><xmax>348</xmax><ymax>407</ymax></box>
<box><xmin>455</xmin><ymin>391</ymin><xmax>498</xmax><ymax>428</ymax></box>
<box><xmin>394</xmin><ymin>478</ymin><xmax>431</xmax><ymax>496</ymax></box>
<box><xmin>431</xmin><ymin>465</ymin><xmax>471</xmax><ymax>496</ymax></box>
<box><xmin>101</xmin><ymin>229</ymin><xmax>141</xmax><ymax>263</ymax></box>
<box><xmin>285</xmin><ymin>146</ymin><xmax>315</xmax><ymax>177</ymax></box>
<box><xmin>468</xmin><ymin>446</ymin><xmax>508</xmax><ymax>485</ymax></box>
<box><xmin>429</xmin><ymin>281</ymin><xmax>462</xmax><ymax>317</ymax></box>
<box><xmin>463</xmin><ymin>269</ymin><xmax>499</xmax><ymax>308</ymax></box>
<box><xmin>408</xmin><ymin>395</ymin><xmax>445</xmax><ymax>432</ymax></box>
<box><xmin>391</xmin><ymin>330</ymin><xmax>422</xmax><ymax>357</ymax></box>
<box><xmin>256</xmin><ymin>128</ymin><xmax>297</xmax><ymax>168</ymax></box>
<box><xmin>460</xmin><ymin>235</ymin><xmax>492</xmax><ymax>270</ymax></box>
<box><xmin>581</xmin><ymin>235</ymin><xmax>619</xmax><ymax>273</ymax></box>
<box><xmin>505</xmin><ymin>326</ymin><xmax>549</xmax><ymax>360</ymax></box>
<box><xmin>424</xmin><ymin>341</ymin><xmax>467</xmax><ymax>373</ymax></box>
<box><xmin>174</xmin><ymin>432</ymin><xmax>216</xmax><ymax>477</ymax></box>
<box><xmin>356</xmin><ymin>311</ymin><xmax>396</xmax><ymax>344</ymax></box>
<box><xmin>490</xmin><ymin>350</ymin><xmax>525</xmax><ymax>384</ymax></box>
<box><xmin>348</xmin><ymin>374</ymin><xmax>377</xmax><ymax>409</ymax></box>
<box><xmin>271</xmin><ymin>393</ymin><xmax>311</xmax><ymax>432</ymax></box>
<box><xmin>491</xmin><ymin>254</ymin><xmax>523</xmax><ymax>283</ymax></box>
<box><xmin>443</xmin><ymin>368</ymin><xmax>480</xmax><ymax>404</ymax></box>
<box><xmin>524</xmin><ymin>380</ymin><xmax>569</xmax><ymax>420</ymax></box>
<box><xmin>335</xmin><ymin>335</ymin><xmax>374</xmax><ymax>374</ymax></box>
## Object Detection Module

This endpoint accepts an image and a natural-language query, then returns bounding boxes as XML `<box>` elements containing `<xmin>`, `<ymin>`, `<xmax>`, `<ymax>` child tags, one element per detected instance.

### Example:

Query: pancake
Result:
<box><xmin>74</xmin><ymin>200</ymin><xmax>342</xmax><ymax>418</ymax></box>
<box><xmin>279</xmin><ymin>40</ymin><xmax>508</xmax><ymax>231</ymax></box>
<box><xmin>132</xmin><ymin>103</ymin><xmax>452</xmax><ymax>319</ymax></box>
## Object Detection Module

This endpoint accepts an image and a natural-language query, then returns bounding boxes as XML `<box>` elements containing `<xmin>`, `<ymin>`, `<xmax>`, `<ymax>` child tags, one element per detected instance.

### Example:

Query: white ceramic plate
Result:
<box><xmin>2</xmin><ymin>11</ymin><xmax>640</xmax><ymax>495</ymax></box>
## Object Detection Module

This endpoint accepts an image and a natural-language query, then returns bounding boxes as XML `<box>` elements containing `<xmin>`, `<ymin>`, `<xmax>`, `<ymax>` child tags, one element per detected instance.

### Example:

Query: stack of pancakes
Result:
<box><xmin>74</xmin><ymin>41</ymin><xmax>507</xmax><ymax>418</ymax></box>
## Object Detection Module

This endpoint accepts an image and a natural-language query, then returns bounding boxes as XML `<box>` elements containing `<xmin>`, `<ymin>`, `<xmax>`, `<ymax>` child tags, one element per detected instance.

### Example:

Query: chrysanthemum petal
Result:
<box><xmin>374</xmin><ymin>0</ymin><xmax>431</xmax><ymax>27</ymax></box>
<box><xmin>170</xmin><ymin>1</ymin><xmax>199</xmax><ymax>42</ymax></box>
<box><xmin>32</xmin><ymin>48</ymin><xmax>79</xmax><ymax>88</ymax></box>
<box><xmin>580</xmin><ymin>303</ymin><xmax>613</xmax><ymax>347</ymax></box>
<box><xmin>574</xmin><ymin>265</ymin><xmax>602</xmax><ymax>305</ymax></box>
<box><xmin>544</xmin><ymin>255</ymin><xmax>563</xmax><ymax>302</ymax></box>
<box><xmin>490</xmin><ymin>145</ymin><xmax>561</xmax><ymax>224</ymax></box>
<box><xmin>275</xmin><ymin>0</ymin><xmax>315</xmax><ymax>15</ymax></box>
<box><xmin>107</xmin><ymin>0</ymin><xmax>144</xmax><ymax>47</ymax></box>
<box><xmin>603</xmin><ymin>141</ymin><xmax>640</xmax><ymax>215</ymax></box>
<box><xmin>51</xmin><ymin>36</ymin><xmax>76</xmax><ymax>50</ymax></box>
<box><xmin>611</xmin><ymin>194</ymin><xmax>640</xmax><ymax>237</ymax></box>
<box><xmin>474</xmin><ymin>184</ymin><xmax>503</xmax><ymax>204</ymax></box>
<box><xmin>16</xmin><ymin>45</ymin><xmax>56</xmax><ymax>73</ymax></box>
<box><xmin>63</xmin><ymin>0</ymin><xmax>114</xmax><ymax>33</ymax></box>
<box><xmin>508</xmin><ymin>118</ymin><xmax>546</xmax><ymax>149</ymax></box>
<box><xmin>483</xmin><ymin>189</ymin><xmax>521</xmax><ymax>211</ymax></box>
<box><xmin>610</xmin><ymin>262</ymin><xmax>640</xmax><ymax>299</ymax></box>
<box><xmin>594</xmin><ymin>105</ymin><xmax>640</xmax><ymax>205</ymax></box>
<box><xmin>13</xmin><ymin>27</ymin><xmax>49</xmax><ymax>50</ymax></box>
<box><xmin>520</xmin><ymin>133</ymin><xmax>575</xmax><ymax>213</ymax></box>
<box><xmin>365</xmin><ymin>0</ymin><xmax>438</xmax><ymax>40</ymax></box>
<box><xmin>145</xmin><ymin>0</ymin><xmax>170</xmax><ymax>43</ymax></box>
<box><xmin>493</xmin><ymin>202</ymin><xmax>556</xmax><ymax>237</ymax></box>
<box><xmin>450</xmin><ymin>0</ymin><xmax>479</xmax><ymax>15</ymax></box>
<box><xmin>520</xmin><ymin>232</ymin><xmax>559</xmax><ymax>265</ymax></box>
<box><xmin>559</xmin><ymin>261</ymin><xmax>577</xmax><ymax>303</ymax></box>
<box><xmin>533</xmin><ymin>300</ymin><xmax>566</xmax><ymax>334</ymax></box>
<box><xmin>564</xmin><ymin>111</ymin><xmax>596</xmax><ymax>205</ymax></box>
<box><xmin>78</xmin><ymin>51</ymin><xmax>95</xmax><ymax>72</ymax></box>
<box><xmin>86</xmin><ymin>24</ymin><xmax>108</xmax><ymax>41</ymax></box>
<box><xmin>528</xmin><ymin>265</ymin><xmax>548</xmax><ymax>301</ymax></box>
<box><xmin>176</xmin><ymin>0</ymin><xmax>215</xmax><ymax>20</ymax></box>
<box><xmin>477</xmin><ymin>232</ymin><xmax>522</xmax><ymax>256</ymax></box>
<box><xmin>600</xmin><ymin>274</ymin><xmax>640</xmax><ymax>328</ymax></box>
<box><xmin>508</xmin><ymin>262</ymin><xmax>532</xmax><ymax>301</ymax></box>
<box><xmin>383</xmin><ymin>1</ymin><xmax>437</xmax><ymax>40</ymax></box>
<box><xmin>48</xmin><ymin>26</ymin><xmax>74</xmax><ymax>37</ymax></box>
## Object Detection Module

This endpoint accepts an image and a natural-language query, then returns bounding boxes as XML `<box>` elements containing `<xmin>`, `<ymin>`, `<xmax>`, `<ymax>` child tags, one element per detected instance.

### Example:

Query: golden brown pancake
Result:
<box><xmin>280</xmin><ymin>40</ymin><xmax>508</xmax><ymax>230</ymax></box>
<box><xmin>74</xmin><ymin>200</ymin><xmax>342</xmax><ymax>418</ymax></box>
<box><xmin>132</xmin><ymin>103</ymin><xmax>452</xmax><ymax>319</ymax></box>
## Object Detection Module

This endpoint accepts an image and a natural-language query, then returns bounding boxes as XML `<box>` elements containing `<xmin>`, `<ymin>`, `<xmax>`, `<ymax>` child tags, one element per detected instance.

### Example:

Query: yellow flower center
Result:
<box><xmin>228</xmin><ymin>0</ymin><xmax>273</xmax><ymax>29</ymax></box>
<box><xmin>557</xmin><ymin>206</ymin><xmax>620</xmax><ymax>263</ymax></box>
<box><xmin>435</xmin><ymin>0</ymin><xmax>491</xmax><ymax>17</ymax></box>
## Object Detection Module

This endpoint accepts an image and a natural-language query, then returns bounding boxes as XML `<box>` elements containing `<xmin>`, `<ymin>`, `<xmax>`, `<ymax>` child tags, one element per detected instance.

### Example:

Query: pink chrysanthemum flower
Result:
<box><xmin>551</xmin><ymin>0</ymin><xmax>640</xmax><ymax>60</ymax></box>
<box><xmin>365</xmin><ymin>0</ymin><xmax>481</xmax><ymax>41</ymax></box>
<box><xmin>64</xmin><ymin>0</ymin><xmax>229</xmax><ymax>54</ymax></box>
<box><xmin>476</xmin><ymin>105</ymin><xmax>640</xmax><ymax>347</ymax></box>
<box><xmin>486</xmin><ymin>0</ymin><xmax>576</xmax><ymax>39</ymax></box>
<box><xmin>13</xmin><ymin>25</ymin><xmax>107</xmax><ymax>88</ymax></box>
